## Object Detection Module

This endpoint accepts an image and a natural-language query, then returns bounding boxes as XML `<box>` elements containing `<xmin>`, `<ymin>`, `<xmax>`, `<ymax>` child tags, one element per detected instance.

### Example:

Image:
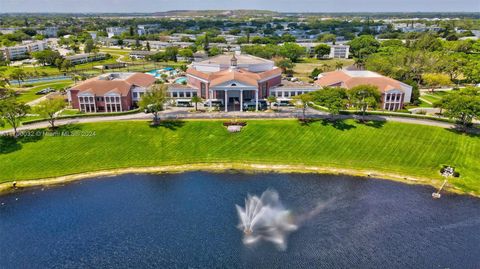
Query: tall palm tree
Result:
<box><xmin>335</xmin><ymin>61</ymin><xmax>344</xmax><ymax>70</ymax></box>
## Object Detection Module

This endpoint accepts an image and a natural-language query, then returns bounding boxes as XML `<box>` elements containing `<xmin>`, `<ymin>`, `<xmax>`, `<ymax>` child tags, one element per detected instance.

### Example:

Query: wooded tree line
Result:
<box><xmin>348</xmin><ymin>34</ymin><xmax>480</xmax><ymax>85</ymax></box>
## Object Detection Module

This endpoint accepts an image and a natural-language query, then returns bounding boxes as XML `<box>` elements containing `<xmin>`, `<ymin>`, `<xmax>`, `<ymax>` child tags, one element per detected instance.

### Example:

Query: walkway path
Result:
<box><xmin>2</xmin><ymin>107</ymin><xmax>476</xmax><ymax>135</ymax></box>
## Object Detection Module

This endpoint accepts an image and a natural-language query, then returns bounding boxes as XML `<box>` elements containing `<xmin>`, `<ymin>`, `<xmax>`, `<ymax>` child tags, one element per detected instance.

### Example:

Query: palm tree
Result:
<box><xmin>267</xmin><ymin>95</ymin><xmax>277</xmax><ymax>110</ymax></box>
<box><xmin>191</xmin><ymin>95</ymin><xmax>202</xmax><ymax>111</ymax></box>
<box><xmin>335</xmin><ymin>61</ymin><xmax>344</xmax><ymax>70</ymax></box>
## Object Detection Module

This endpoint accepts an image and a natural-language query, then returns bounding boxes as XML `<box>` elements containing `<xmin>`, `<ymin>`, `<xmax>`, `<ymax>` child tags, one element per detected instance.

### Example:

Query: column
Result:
<box><xmin>224</xmin><ymin>89</ymin><xmax>228</xmax><ymax>112</ymax></box>
<box><xmin>209</xmin><ymin>89</ymin><xmax>213</xmax><ymax>110</ymax></box>
<box><xmin>240</xmin><ymin>90</ymin><xmax>243</xmax><ymax>112</ymax></box>
<box><xmin>255</xmin><ymin>89</ymin><xmax>259</xmax><ymax>112</ymax></box>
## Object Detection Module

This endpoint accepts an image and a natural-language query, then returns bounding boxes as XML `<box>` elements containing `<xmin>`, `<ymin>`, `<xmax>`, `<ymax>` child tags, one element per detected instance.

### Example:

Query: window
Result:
<box><xmin>133</xmin><ymin>92</ymin><xmax>138</xmax><ymax>98</ymax></box>
<box><xmin>173</xmin><ymin>92</ymin><xmax>178</xmax><ymax>98</ymax></box>
<box><xmin>200</xmin><ymin>83</ymin><xmax>206</xmax><ymax>98</ymax></box>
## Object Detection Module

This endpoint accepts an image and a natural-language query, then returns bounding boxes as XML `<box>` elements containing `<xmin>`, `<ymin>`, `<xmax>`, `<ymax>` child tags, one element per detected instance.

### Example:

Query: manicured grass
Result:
<box><xmin>0</xmin><ymin>120</ymin><xmax>479</xmax><ymax>194</ymax></box>
<box><xmin>59</xmin><ymin>109</ymin><xmax>82</xmax><ymax>116</ymax></box>
<box><xmin>294</xmin><ymin>58</ymin><xmax>354</xmax><ymax>82</ymax></box>
<box><xmin>421</xmin><ymin>94</ymin><xmax>442</xmax><ymax>104</ymax></box>
<box><xmin>0</xmin><ymin>115</ymin><xmax>44</xmax><ymax>131</ymax></box>
<box><xmin>15</xmin><ymin>80</ymin><xmax>73</xmax><ymax>103</ymax></box>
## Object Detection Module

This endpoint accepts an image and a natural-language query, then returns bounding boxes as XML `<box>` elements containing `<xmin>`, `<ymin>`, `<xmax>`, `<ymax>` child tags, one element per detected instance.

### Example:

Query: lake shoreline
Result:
<box><xmin>0</xmin><ymin>163</ymin><xmax>475</xmax><ymax>198</ymax></box>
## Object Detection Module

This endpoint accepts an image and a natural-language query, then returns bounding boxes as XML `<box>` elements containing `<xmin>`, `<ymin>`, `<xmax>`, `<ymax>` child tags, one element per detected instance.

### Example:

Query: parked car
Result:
<box><xmin>203</xmin><ymin>99</ymin><xmax>223</xmax><ymax>107</ymax></box>
<box><xmin>243</xmin><ymin>100</ymin><xmax>268</xmax><ymax>110</ymax></box>
<box><xmin>273</xmin><ymin>100</ymin><xmax>293</xmax><ymax>107</ymax></box>
<box><xmin>36</xmin><ymin>88</ymin><xmax>55</xmax><ymax>95</ymax></box>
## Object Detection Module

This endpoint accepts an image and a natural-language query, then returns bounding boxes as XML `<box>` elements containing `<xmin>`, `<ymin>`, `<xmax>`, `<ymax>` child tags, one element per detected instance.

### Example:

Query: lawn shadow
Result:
<box><xmin>0</xmin><ymin>136</ymin><xmax>22</xmax><ymax>154</ymax></box>
<box><xmin>321</xmin><ymin>119</ymin><xmax>357</xmax><ymax>131</ymax></box>
<box><xmin>149</xmin><ymin>120</ymin><xmax>186</xmax><ymax>131</ymax></box>
<box><xmin>445</xmin><ymin>126</ymin><xmax>480</xmax><ymax>138</ymax></box>
<box><xmin>362</xmin><ymin>120</ymin><xmax>386</xmax><ymax>129</ymax></box>
<box><xmin>298</xmin><ymin>118</ymin><xmax>320</xmax><ymax>126</ymax></box>
<box><xmin>0</xmin><ymin>129</ymin><xmax>45</xmax><ymax>154</ymax></box>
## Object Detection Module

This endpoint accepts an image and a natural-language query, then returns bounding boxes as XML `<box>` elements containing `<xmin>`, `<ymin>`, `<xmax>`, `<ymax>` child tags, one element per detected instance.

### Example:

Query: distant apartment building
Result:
<box><xmin>129</xmin><ymin>50</ymin><xmax>155</xmax><ymax>60</ymax></box>
<box><xmin>0</xmin><ymin>28</ymin><xmax>18</xmax><ymax>34</ymax></box>
<box><xmin>65</xmin><ymin>52</ymin><xmax>106</xmax><ymax>65</ymax></box>
<box><xmin>3</xmin><ymin>40</ymin><xmax>48</xmax><ymax>60</ymax></box>
<box><xmin>106</xmin><ymin>27</ymin><xmax>127</xmax><ymax>38</ymax></box>
<box><xmin>137</xmin><ymin>24</ymin><xmax>166</xmax><ymax>36</ymax></box>
<box><xmin>38</xmin><ymin>27</ymin><xmax>58</xmax><ymax>37</ymax></box>
<box><xmin>329</xmin><ymin>45</ymin><xmax>350</xmax><ymax>59</ymax></box>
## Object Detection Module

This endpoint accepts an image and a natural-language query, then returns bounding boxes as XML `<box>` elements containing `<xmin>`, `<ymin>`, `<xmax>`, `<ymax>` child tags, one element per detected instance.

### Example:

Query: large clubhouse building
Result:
<box><xmin>67</xmin><ymin>53</ymin><xmax>412</xmax><ymax>113</ymax></box>
<box><xmin>169</xmin><ymin>53</ymin><xmax>317</xmax><ymax>111</ymax></box>
<box><xmin>316</xmin><ymin>70</ymin><xmax>413</xmax><ymax>111</ymax></box>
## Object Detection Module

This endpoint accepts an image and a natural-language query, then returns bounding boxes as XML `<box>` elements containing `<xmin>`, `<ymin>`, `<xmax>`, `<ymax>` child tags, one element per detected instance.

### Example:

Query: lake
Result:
<box><xmin>0</xmin><ymin>172</ymin><xmax>479</xmax><ymax>268</ymax></box>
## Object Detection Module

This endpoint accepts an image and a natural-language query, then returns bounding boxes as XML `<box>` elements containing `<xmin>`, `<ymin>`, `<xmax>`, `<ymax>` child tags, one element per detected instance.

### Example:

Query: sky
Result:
<box><xmin>1</xmin><ymin>0</ymin><xmax>479</xmax><ymax>13</ymax></box>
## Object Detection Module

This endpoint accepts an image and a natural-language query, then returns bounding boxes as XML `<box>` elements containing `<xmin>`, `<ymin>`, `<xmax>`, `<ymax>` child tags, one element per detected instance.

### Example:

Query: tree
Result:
<box><xmin>139</xmin><ymin>84</ymin><xmax>168</xmax><ymax>125</ymax></box>
<box><xmin>146</xmin><ymin>41</ymin><xmax>151</xmax><ymax>51</ymax></box>
<box><xmin>179</xmin><ymin>48</ymin><xmax>193</xmax><ymax>60</ymax></box>
<box><xmin>9</xmin><ymin>68</ymin><xmax>27</xmax><ymax>87</ymax></box>
<box><xmin>0</xmin><ymin>70</ymin><xmax>9</xmax><ymax>89</ymax></box>
<box><xmin>335</xmin><ymin>61</ymin><xmax>344</xmax><ymax>70</ymax></box>
<box><xmin>422</xmin><ymin>73</ymin><xmax>451</xmax><ymax>92</ymax></box>
<box><xmin>405</xmin><ymin>79</ymin><xmax>420</xmax><ymax>105</ymax></box>
<box><xmin>274</xmin><ymin>57</ymin><xmax>294</xmax><ymax>73</ymax></box>
<box><xmin>267</xmin><ymin>95</ymin><xmax>277</xmax><ymax>110</ymax></box>
<box><xmin>314</xmin><ymin>44</ymin><xmax>330</xmax><ymax>59</ymax></box>
<box><xmin>348</xmin><ymin>85</ymin><xmax>381</xmax><ymax>121</ymax></box>
<box><xmin>84</xmin><ymin>39</ymin><xmax>95</xmax><ymax>53</ymax></box>
<box><xmin>310</xmin><ymin>67</ymin><xmax>321</xmax><ymax>79</ymax></box>
<box><xmin>291</xmin><ymin>93</ymin><xmax>313</xmax><ymax>120</ymax></box>
<box><xmin>441</xmin><ymin>88</ymin><xmax>480</xmax><ymax>131</ymax></box>
<box><xmin>349</xmin><ymin>35</ymin><xmax>380</xmax><ymax>67</ymax></box>
<box><xmin>164</xmin><ymin>47</ymin><xmax>178</xmax><ymax>62</ymax></box>
<box><xmin>34</xmin><ymin>96</ymin><xmax>67</xmax><ymax>129</ymax></box>
<box><xmin>0</xmin><ymin>97</ymin><xmax>30</xmax><ymax>136</ymax></box>
<box><xmin>208</xmin><ymin>46</ymin><xmax>221</xmax><ymax>57</ymax></box>
<box><xmin>31</xmin><ymin>50</ymin><xmax>61</xmax><ymax>66</ymax></box>
<box><xmin>279</xmin><ymin>42</ymin><xmax>305</xmax><ymax>62</ymax></box>
<box><xmin>55</xmin><ymin>58</ymin><xmax>64</xmax><ymax>70</ymax></box>
<box><xmin>317</xmin><ymin>33</ymin><xmax>336</xmax><ymax>43</ymax></box>
<box><xmin>191</xmin><ymin>95</ymin><xmax>202</xmax><ymax>111</ymax></box>
<box><xmin>311</xmin><ymin>87</ymin><xmax>348</xmax><ymax>116</ymax></box>
<box><xmin>61</xmin><ymin>59</ymin><xmax>73</xmax><ymax>73</ymax></box>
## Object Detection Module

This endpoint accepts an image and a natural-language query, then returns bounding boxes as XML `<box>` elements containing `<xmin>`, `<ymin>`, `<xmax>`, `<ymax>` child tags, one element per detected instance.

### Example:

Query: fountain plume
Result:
<box><xmin>236</xmin><ymin>189</ymin><xmax>297</xmax><ymax>250</ymax></box>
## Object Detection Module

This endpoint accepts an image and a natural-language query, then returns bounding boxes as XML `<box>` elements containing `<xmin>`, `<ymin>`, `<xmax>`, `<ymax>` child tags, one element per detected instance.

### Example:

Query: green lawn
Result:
<box><xmin>0</xmin><ymin>115</ymin><xmax>44</xmax><ymax>131</ymax></box>
<box><xmin>15</xmin><ymin>80</ymin><xmax>73</xmax><ymax>103</ymax></box>
<box><xmin>294</xmin><ymin>58</ymin><xmax>354</xmax><ymax>82</ymax></box>
<box><xmin>0</xmin><ymin>120</ymin><xmax>479</xmax><ymax>195</ymax></box>
<box><xmin>420</xmin><ymin>94</ymin><xmax>442</xmax><ymax>104</ymax></box>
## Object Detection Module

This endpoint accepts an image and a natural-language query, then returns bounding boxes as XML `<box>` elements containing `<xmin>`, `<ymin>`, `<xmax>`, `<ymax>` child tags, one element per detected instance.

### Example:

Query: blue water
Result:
<box><xmin>0</xmin><ymin>172</ymin><xmax>479</xmax><ymax>268</ymax></box>
<box><xmin>145</xmin><ymin>68</ymin><xmax>177</xmax><ymax>79</ymax></box>
<box><xmin>175</xmin><ymin>77</ymin><xmax>187</xmax><ymax>84</ymax></box>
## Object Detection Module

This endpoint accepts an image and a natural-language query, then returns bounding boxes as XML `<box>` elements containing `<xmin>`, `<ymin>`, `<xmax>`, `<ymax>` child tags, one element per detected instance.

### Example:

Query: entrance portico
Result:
<box><xmin>211</xmin><ymin>82</ymin><xmax>258</xmax><ymax>112</ymax></box>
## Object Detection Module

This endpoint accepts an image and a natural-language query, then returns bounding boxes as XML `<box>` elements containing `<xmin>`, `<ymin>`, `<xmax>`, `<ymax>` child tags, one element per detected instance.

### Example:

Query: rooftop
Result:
<box><xmin>70</xmin><ymin>73</ymin><xmax>156</xmax><ymax>96</ymax></box>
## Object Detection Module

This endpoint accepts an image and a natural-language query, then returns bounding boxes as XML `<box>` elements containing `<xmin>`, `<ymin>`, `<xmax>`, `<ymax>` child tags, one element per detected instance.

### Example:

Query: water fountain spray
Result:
<box><xmin>236</xmin><ymin>189</ymin><xmax>298</xmax><ymax>250</ymax></box>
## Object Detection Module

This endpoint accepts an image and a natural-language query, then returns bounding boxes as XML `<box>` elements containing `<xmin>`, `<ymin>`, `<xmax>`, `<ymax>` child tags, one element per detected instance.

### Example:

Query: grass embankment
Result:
<box><xmin>0</xmin><ymin>120</ymin><xmax>478</xmax><ymax>195</ymax></box>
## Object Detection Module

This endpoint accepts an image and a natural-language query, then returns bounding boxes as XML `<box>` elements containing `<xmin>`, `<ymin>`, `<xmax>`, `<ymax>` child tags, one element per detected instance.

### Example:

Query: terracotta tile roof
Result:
<box><xmin>315</xmin><ymin>70</ymin><xmax>405</xmax><ymax>93</ymax></box>
<box><xmin>70</xmin><ymin>73</ymin><xmax>156</xmax><ymax>97</ymax></box>
<box><xmin>125</xmin><ymin>73</ymin><xmax>157</xmax><ymax>87</ymax></box>
<box><xmin>186</xmin><ymin>67</ymin><xmax>282</xmax><ymax>87</ymax></box>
